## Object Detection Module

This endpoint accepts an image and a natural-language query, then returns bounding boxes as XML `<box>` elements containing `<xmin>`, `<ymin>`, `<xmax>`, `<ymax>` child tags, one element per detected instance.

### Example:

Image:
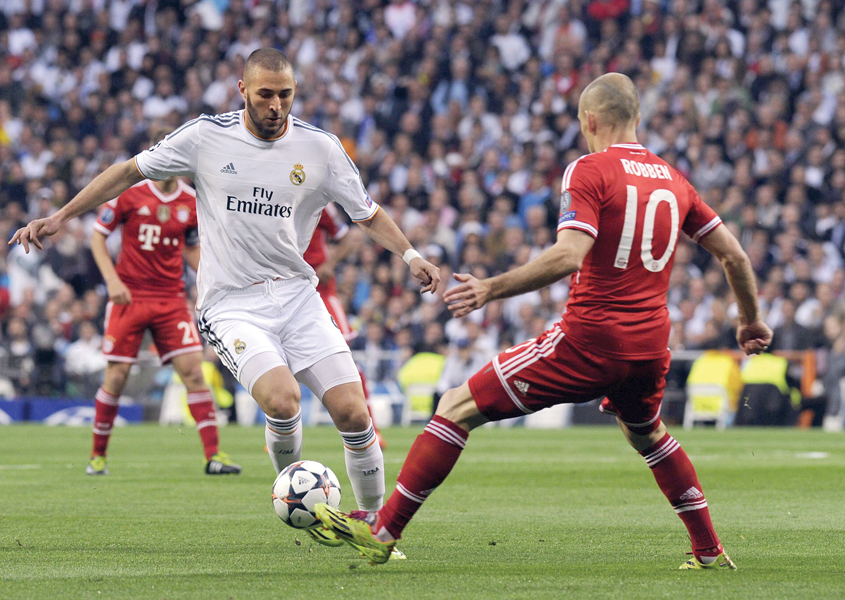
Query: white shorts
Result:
<box><xmin>197</xmin><ymin>277</ymin><xmax>351</xmax><ymax>387</ymax></box>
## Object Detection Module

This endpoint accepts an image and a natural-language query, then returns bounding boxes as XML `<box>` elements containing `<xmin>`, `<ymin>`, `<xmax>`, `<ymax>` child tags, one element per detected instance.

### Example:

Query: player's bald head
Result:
<box><xmin>579</xmin><ymin>73</ymin><xmax>640</xmax><ymax>128</ymax></box>
<box><xmin>243</xmin><ymin>48</ymin><xmax>293</xmax><ymax>84</ymax></box>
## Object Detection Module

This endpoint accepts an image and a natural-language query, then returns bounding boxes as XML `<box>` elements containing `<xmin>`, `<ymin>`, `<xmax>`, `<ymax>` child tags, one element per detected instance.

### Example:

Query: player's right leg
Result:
<box><xmin>247</xmin><ymin>360</ymin><xmax>304</xmax><ymax>475</ymax></box>
<box><xmin>87</xmin><ymin>361</ymin><xmax>131</xmax><ymax>475</ymax></box>
<box><xmin>88</xmin><ymin>300</ymin><xmax>147</xmax><ymax>475</ymax></box>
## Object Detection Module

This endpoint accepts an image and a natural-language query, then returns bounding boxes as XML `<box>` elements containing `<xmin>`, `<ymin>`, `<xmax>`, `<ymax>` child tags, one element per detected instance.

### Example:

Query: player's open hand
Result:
<box><xmin>443</xmin><ymin>273</ymin><xmax>491</xmax><ymax>318</ymax></box>
<box><xmin>737</xmin><ymin>319</ymin><xmax>773</xmax><ymax>355</ymax></box>
<box><xmin>8</xmin><ymin>216</ymin><xmax>61</xmax><ymax>253</ymax></box>
<box><xmin>409</xmin><ymin>257</ymin><xmax>441</xmax><ymax>294</ymax></box>
<box><xmin>107</xmin><ymin>279</ymin><xmax>133</xmax><ymax>305</ymax></box>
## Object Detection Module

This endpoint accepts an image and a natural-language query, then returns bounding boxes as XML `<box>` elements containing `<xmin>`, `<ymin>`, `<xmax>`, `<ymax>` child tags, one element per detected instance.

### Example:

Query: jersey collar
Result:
<box><xmin>146</xmin><ymin>179</ymin><xmax>184</xmax><ymax>203</ymax></box>
<box><xmin>607</xmin><ymin>143</ymin><xmax>646</xmax><ymax>150</ymax></box>
<box><xmin>241</xmin><ymin>110</ymin><xmax>291</xmax><ymax>143</ymax></box>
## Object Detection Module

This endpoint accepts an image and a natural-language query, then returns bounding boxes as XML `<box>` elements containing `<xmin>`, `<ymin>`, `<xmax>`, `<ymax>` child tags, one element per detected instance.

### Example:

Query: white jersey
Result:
<box><xmin>134</xmin><ymin>110</ymin><xmax>378</xmax><ymax>311</ymax></box>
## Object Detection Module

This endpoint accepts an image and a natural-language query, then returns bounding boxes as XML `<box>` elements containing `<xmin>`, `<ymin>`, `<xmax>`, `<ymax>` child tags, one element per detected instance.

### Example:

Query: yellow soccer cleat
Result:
<box><xmin>315</xmin><ymin>503</ymin><xmax>395</xmax><ymax>565</ymax></box>
<box><xmin>307</xmin><ymin>526</ymin><xmax>345</xmax><ymax>547</ymax></box>
<box><xmin>205</xmin><ymin>451</ymin><xmax>242</xmax><ymax>475</ymax></box>
<box><xmin>679</xmin><ymin>551</ymin><xmax>737</xmax><ymax>570</ymax></box>
<box><xmin>86</xmin><ymin>455</ymin><xmax>108</xmax><ymax>476</ymax></box>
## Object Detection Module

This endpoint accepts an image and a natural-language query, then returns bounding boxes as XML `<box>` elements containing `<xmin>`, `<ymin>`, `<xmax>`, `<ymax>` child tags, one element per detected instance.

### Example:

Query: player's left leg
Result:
<box><xmin>316</xmin><ymin>381</ymin><xmax>484</xmax><ymax>564</ymax></box>
<box><xmin>299</xmin><ymin>352</ymin><xmax>385</xmax><ymax>511</ymax></box>
<box><xmin>606</xmin><ymin>354</ymin><xmax>735</xmax><ymax>570</ymax></box>
<box><xmin>619</xmin><ymin>418</ymin><xmax>735</xmax><ymax>569</ymax></box>
<box><xmin>170</xmin><ymin>351</ymin><xmax>241</xmax><ymax>475</ymax></box>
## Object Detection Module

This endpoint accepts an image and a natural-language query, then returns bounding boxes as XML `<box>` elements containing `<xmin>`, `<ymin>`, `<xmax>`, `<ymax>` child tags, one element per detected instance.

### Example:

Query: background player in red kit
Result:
<box><xmin>87</xmin><ymin>130</ymin><xmax>241</xmax><ymax>476</ymax></box>
<box><xmin>304</xmin><ymin>203</ymin><xmax>386</xmax><ymax>448</ymax></box>
<box><xmin>317</xmin><ymin>73</ymin><xmax>773</xmax><ymax>569</ymax></box>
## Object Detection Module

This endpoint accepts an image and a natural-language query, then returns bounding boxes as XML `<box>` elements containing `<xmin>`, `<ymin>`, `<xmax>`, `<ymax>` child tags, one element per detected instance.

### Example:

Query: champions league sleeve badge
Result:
<box><xmin>559</xmin><ymin>190</ymin><xmax>571</xmax><ymax>213</ymax></box>
<box><xmin>290</xmin><ymin>163</ymin><xmax>306</xmax><ymax>185</ymax></box>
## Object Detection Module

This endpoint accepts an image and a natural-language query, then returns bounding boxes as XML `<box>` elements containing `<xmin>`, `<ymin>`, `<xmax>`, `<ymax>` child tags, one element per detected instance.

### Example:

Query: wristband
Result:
<box><xmin>403</xmin><ymin>249</ymin><xmax>423</xmax><ymax>265</ymax></box>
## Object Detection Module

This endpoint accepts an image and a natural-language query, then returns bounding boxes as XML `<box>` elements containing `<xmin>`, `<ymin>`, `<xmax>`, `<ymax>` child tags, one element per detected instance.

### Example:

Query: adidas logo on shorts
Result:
<box><xmin>514</xmin><ymin>380</ymin><xmax>530</xmax><ymax>395</ymax></box>
<box><xmin>220</xmin><ymin>162</ymin><xmax>237</xmax><ymax>174</ymax></box>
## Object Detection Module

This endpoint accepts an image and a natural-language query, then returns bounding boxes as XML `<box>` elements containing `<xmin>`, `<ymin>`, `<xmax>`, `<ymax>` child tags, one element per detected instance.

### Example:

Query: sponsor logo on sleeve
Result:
<box><xmin>558</xmin><ymin>210</ymin><xmax>577</xmax><ymax>223</ymax></box>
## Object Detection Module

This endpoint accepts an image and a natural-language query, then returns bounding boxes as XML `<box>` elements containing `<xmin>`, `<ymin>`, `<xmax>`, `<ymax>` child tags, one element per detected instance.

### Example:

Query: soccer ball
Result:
<box><xmin>271</xmin><ymin>460</ymin><xmax>341</xmax><ymax>529</ymax></box>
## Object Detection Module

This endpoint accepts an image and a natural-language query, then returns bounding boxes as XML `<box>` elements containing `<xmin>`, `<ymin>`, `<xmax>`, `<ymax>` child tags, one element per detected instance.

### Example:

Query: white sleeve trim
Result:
<box><xmin>558</xmin><ymin>221</ymin><xmax>598</xmax><ymax>238</ymax></box>
<box><xmin>692</xmin><ymin>216</ymin><xmax>722</xmax><ymax>242</ymax></box>
<box><xmin>93</xmin><ymin>222</ymin><xmax>114</xmax><ymax>236</ymax></box>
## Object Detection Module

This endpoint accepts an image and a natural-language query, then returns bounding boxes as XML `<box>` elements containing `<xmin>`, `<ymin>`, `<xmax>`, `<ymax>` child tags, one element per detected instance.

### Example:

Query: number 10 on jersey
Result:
<box><xmin>614</xmin><ymin>186</ymin><xmax>679</xmax><ymax>273</ymax></box>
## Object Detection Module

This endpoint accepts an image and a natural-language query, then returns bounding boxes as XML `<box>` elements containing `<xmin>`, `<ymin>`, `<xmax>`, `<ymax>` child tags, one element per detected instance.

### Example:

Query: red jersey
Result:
<box><xmin>557</xmin><ymin>143</ymin><xmax>721</xmax><ymax>360</ymax></box>
<box><xmin>303</xmin><ymin>203</ymin><xmax>348</xmax><ymax>295</ymax></box>
<box><xmin>94</xmin><ymin>180</ymin><xmax>198</xmax><ymax>298</ymax></box>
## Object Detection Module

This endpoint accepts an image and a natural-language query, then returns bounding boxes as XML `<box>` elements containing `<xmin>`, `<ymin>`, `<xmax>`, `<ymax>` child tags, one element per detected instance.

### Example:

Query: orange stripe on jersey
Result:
<box><xmin>352</xmin><ymin>205</ymin><xmax>380</xmax><ymax>223</ymax></box>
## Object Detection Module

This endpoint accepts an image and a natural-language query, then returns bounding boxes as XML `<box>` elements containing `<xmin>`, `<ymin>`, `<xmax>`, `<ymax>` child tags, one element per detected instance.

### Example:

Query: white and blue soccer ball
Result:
<box><xmin>272</xmin><ymin>460</ymin><xmax>341</xmax><ymax>529</ymax></box>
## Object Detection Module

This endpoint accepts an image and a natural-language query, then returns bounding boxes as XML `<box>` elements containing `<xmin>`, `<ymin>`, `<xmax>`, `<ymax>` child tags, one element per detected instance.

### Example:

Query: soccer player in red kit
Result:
<box><xmin>86</xmin><ymin>130</ymin><xmax>241</xmax><ymax>476</ymax></box>
<box><xmin>317</xmin><ymin>73</ymin><xmax>773</xmax><ymax>569</ymax></box>
<box><xmin>303</xmin><ymin>204</ymin><xmax>387</xmax><ymax>449</ymax></box>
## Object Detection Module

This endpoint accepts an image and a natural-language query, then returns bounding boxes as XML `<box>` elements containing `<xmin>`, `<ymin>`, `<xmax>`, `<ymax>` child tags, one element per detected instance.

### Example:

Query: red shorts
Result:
<box><xmin>103</xmin><ymin>296</ymin><xmax>203</xmax><ymax>364</ymax></box>
<box><xmin>468</xmin><ymin>323</ymin><xmax>670</xmax><ymax>433</ymax></box>
<box><xmin>317</xmin><ymin>288</ymin><xmax>356</xmax><ymax>342</ymax></box>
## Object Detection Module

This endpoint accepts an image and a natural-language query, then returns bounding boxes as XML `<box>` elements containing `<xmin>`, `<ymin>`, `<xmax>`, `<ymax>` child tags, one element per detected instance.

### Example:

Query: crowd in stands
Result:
<box><xmin>2</xmin><ymin>0</ymin><xmax>845</xmax><ymax>417</ymax></box>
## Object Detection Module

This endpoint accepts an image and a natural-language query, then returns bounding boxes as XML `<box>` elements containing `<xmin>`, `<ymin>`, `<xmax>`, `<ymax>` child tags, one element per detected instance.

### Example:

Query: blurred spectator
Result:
<box><xmin>2</xmin><ymin>0</ymin><xmax>845</xmax><ymax>406</ymax></box>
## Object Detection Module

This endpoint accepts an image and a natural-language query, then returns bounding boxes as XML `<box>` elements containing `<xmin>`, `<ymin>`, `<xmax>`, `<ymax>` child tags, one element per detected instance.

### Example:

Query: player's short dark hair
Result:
<box><xmin>243</xmin><ymin>48</ymin><xmax>293</xmax><ymax>82</ymax></box>
<box><xmin>581</xmin><ymin>73</ymin><xmax>640</xmax><ymax>127</ymax></box>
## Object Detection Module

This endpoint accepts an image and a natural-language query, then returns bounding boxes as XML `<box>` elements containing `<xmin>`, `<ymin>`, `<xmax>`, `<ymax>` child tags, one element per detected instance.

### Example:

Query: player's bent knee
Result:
<box><xmin>619</xmin><ymin>418</ymin><xmax>667</xmax><ymax>452</ymax></box>
<box><xmin>435</xmin><ymin>382</ymin><xmax>486</xmax><ymax>432</ymax></box>
<box><xmin>322</xmin><ymin>382</ymin><xmax>370</xmax><ymax>432</ymax></box>
<box><xmin>103</xmin><ymin>362</ymin><xmax>131</xmax><ymax>394</ymax></box>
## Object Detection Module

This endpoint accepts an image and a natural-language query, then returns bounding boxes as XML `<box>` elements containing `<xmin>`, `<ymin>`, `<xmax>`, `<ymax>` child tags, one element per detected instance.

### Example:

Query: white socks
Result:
<box><xmin>265</xmin><ymin>411</ymin><xmax>303</xmax><ymax>474</ymax></box>
<box><xmin>340</xmin><ymin>420</ymin><xmax>385</xmax><ymax>511</ymax></box>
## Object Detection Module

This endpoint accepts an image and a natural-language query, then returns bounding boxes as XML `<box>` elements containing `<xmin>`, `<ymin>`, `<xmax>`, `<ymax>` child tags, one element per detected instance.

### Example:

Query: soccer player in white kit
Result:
<box><xmin>10</xmin><ymin>49</ymin><xmax>441</xmax><ymax>547</ymax></box>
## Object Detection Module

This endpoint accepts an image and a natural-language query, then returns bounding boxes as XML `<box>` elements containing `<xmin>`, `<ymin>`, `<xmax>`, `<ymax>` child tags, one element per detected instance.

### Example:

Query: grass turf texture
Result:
<box><xmin>1</xmin><ymin>425</ymin><xmax>843</xmax><ymax>600</ymax></box>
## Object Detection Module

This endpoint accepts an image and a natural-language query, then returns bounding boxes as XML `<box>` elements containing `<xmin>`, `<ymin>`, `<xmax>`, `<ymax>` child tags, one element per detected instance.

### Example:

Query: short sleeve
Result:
<box><xmin>681</xmin><ymin>180</ymin><xmax>722</xmax><ymax>242</ymax></box>
<box><xmin>93</xmin><ymin>198</ymin><xmax>123</xmax><ymax>236</ymax></box>
<box><xmin>134</xmin><ymin>119</ymin><xmax>200</xmax><ymax>180</ymax></box>
<box><xmin>325</xmin><ymin>140</ymin><xmax>379</xmax><ymax>223</ymax></box>
<box><xmin>557</xmin><ymin>156</ymin><xmax>603</xmax><ymax>239</ymax></box>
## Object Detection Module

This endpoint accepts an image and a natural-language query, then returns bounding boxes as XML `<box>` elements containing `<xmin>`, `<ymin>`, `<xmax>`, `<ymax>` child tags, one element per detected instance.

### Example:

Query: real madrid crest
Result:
<box><xmin>157</xmin><ymin>205</ymin><xmax>171</xmax><ymax>223</ymax></box>
<box><xmin>233</xmin><ymin>338</ymin><xmax>246</xmax><ymax>354</ymax></box>
<box><xmin>290</xmin><ymin>163</ymin><xmax>305</xmax><ymax>186</ymax></box>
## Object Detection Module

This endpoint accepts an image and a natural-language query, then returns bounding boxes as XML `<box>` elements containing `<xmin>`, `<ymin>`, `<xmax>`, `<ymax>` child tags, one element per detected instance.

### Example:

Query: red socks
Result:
<box><xmin>92</xmin><ymin>387</ymin><xmax>120</xmax><ymax>457</ymax></box>
<box><xmin>378</xmin><ymin>415</ymin><xmax>468</xmax><ymax>539</ymax></box>
<box><xmin>640</xmin><ymin>433</ymin><xmax>720</xmax><ymax>555</ymax></box>
<box><xmin>187</xmin><ymin>390</ymin><xmax>219</xmax><ymax>461</ymax></box>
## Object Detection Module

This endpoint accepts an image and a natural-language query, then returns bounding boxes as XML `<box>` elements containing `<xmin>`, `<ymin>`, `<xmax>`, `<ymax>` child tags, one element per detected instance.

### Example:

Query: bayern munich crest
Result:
<box><xmin>290</xmin><ymin>163</ymin><xmax>305</xmax><ymax>185</ymax></box>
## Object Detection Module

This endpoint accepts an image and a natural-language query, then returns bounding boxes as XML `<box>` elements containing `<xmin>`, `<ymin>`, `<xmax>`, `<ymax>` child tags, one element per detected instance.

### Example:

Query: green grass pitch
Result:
<box><xmin>1</xmin><ymin>424</ymin><xmax>844</xmax><ymax>599</ymax></box>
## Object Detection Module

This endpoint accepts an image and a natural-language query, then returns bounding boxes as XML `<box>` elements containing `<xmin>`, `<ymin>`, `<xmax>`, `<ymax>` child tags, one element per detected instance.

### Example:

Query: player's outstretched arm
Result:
<box><xmin>444</xmin><ymin>229</ymin><xmax>594</xmax><ymax>318</ymax></box>
<box><xmin>697</xmin><ymin>224</ymin><xmax>773</xmax><ymax>355</ymax></box>
<box><xmin>355</xmin><ymin>208</ymin><xmax>441</xmax><ymax>293</ymax></box>
<box><xmin>90</xmin><ymin>230</ymin><xmax>132</xmax><ymax>305</ymax></box>
<box><xmin>9</xmin><ymin>159</ymin><xmax>144</xmax><ymax>252</ymax></box>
